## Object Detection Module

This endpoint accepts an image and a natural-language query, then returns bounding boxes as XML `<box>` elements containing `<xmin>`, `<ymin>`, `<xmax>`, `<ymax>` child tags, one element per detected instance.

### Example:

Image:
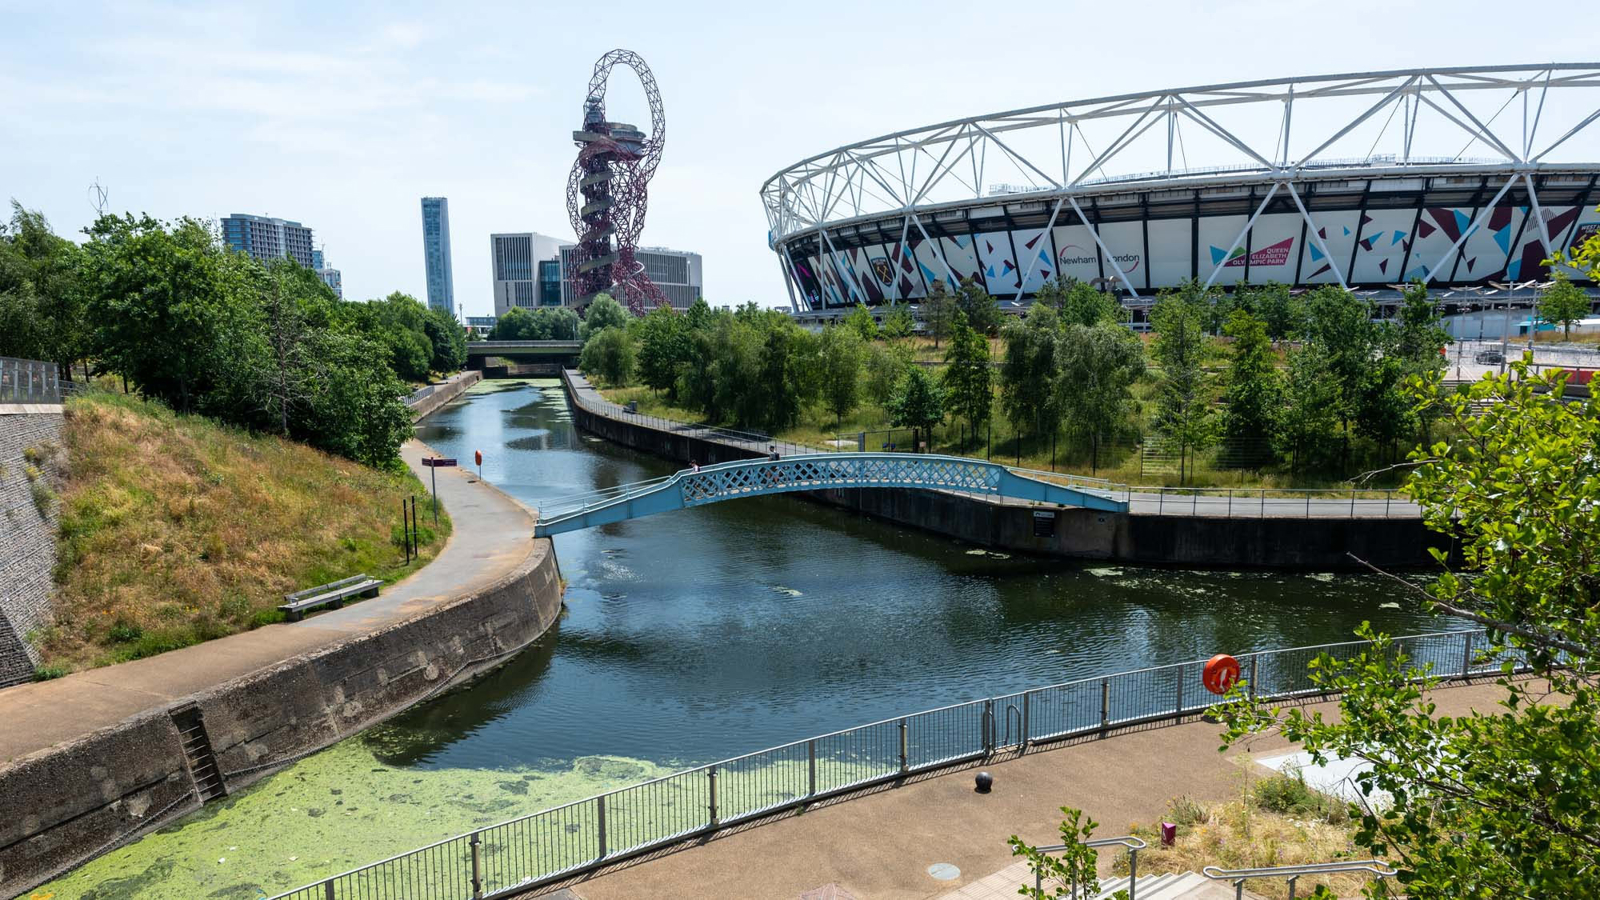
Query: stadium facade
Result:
<box><xmin>761</xmin><ymin>65</ymin><xmax>1600</xmax><ymax>311</ymax></box>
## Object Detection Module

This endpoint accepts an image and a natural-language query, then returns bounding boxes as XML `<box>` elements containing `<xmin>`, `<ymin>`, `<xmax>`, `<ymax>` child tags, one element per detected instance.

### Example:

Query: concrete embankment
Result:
<box><xmin>410</xmin><ymin>370</ymin><xmax>482</xmax><ymax>420</ymax></box>
<box><xmin>0</xmin><ymin>379</ymin><xmax>562</xmax><ymax>899</ymax></box>
<box><xmin>559</xmin><ymin>370</ymin><xmax>1447</xmax><ymax>569</ymax></box>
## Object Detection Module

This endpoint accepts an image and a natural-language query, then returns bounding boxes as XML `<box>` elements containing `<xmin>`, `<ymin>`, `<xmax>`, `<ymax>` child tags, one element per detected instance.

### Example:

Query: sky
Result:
<box><xmin>2</xmin><ymin>0</ymin><xmax>1594</xmax><ymax>316</ymax></box>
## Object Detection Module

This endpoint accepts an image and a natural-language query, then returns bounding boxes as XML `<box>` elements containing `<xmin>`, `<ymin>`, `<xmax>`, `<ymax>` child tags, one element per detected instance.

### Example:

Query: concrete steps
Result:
<box><xmin>1097</xmin><ymin>871</ymin><xmax>1259</xmax><ymax>899</ymax></box>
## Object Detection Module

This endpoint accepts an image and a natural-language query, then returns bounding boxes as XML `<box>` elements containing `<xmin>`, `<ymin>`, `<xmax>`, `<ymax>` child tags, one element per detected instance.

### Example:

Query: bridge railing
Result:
<box><xmin>265</xmin><ymin>628</ymin><xmax>1510</xmax><ymax>900</ymax></box>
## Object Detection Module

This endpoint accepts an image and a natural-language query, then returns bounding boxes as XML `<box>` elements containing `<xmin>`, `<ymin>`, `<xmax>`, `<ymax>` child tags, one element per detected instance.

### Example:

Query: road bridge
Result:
<box><xmin>532</xmin><ymin>453</ymin><xmax>1127</xmax><ymax>537</ymax></box>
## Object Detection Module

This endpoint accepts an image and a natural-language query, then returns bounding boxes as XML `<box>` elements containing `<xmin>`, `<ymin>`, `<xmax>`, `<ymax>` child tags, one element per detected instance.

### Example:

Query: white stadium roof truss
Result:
<box><xmin>761</xmin><ymin>65</ymin><xmax>1600</xmax><ymax>302</ymax></box>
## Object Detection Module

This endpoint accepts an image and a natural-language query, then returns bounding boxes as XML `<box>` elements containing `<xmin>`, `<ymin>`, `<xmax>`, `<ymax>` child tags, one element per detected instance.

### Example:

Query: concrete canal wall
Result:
<box><xmin>410</xmin><ymin>370</ymin><xmax>482</xmax><ymax>421</ymax></box>
<box><xmin>560</xmin><ymin>370</ymin><xmax>1448</xmax><ymax>570</ymax></box>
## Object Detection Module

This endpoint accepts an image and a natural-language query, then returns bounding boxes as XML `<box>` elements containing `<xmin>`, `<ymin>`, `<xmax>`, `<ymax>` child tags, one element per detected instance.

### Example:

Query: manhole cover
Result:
<box><xmin>927</xmin><ymin>863</ymin><xmax>961</xmax><ymax>881</ymax></box>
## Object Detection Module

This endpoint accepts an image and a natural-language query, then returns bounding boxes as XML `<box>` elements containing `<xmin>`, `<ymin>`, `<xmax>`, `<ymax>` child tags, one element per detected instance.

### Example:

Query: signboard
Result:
<box><xmin>1032</xmin><ymin>510</ymin><xmax>1056</xmax><ymax>537</ymax></box>
<box><xmin>422</xmin><ymin>457</ymin><xmax>458</xmax><ymax>468</ymax></box>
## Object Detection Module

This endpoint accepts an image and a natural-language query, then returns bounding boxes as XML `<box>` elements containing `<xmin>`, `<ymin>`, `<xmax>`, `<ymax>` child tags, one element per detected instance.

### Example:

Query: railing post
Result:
<box><xmin>707</xmin><ymin>765</ymin><xmax>719</xmax><ymax>828</ymax></box>
<box><xmin>1021</xmin><ymin>691</ymin><xmax>1031</xmax><ymax>748</ymax></box>
<box><xmin>898</xmin><ymin>718</ymin><xmax>909</xmax><ymax>774</ymax></box>
<box><xmin>324</xmin><ymin>879</ymin><xmax>335</xmax><ymax>900</ymax></box>
<box><xmin>1248</xmin><ymin>655</ymin><xmax>1259</xmax><ymax>699</ymax></box>
<box><xmin>469</xmin><ymin>831</ymin><xmax>484</xmax><ymax>899</ymax></box>
<box><xmin>1287</xmin><ymin>874</ymin><xmax>1299</xmax><ymax>900</ymax></box>
<box><xmin>1305</xmin><ymin>493</ymin><xmax>1311</xmax><ymax>518</ymax></box>
<box><xmin>1385</xmin><ymin>491</ymin><xmax>1392</xmax><ymax>518</ymax></box>
<box><xmin>1158</xmin><ymin>491</ymin><xmax>1164</xmax><ymax>515</ymax></box>
<box><xmin>1350</xmin><ymin>488</ymin><xmax>1356</xmax><ymax>517</ymax></box>
<box><xmin>1227</xmin><ymin>489</ymin><xmax>1232</xmax><ymax>518</ymax></box>
<box><xmin>1192</xmin><ymin>490</ymin><xmax>1197</xmax><ymax>515</ymax></box>
<box><xmin>807</xmin><ymin>739</ymin><xmax>817</xmax><ymax>799</ymax></box>
<box><xmin>1175</xmin><ymin>668</ymin><xmax>1184</xmax><ymax>717</ymax></box>
<box><xmin>1100</xmin><ymin>678</ymin><xmax>1110</xmax><ymax>732</ymax></box>
<box><xmin>596</xmin><ymin>795</ymin><xmax>608</xmax><ymax>860</ymax></box>
<box><xmin>982</xmin><ymin>700</ymin><xmax>995</xmax><ymax>755</ymax></box>
<box><xmin>1461</xmin><ymin>631</ymin><xmax>1473</xmax><ymax>679</ymax></box>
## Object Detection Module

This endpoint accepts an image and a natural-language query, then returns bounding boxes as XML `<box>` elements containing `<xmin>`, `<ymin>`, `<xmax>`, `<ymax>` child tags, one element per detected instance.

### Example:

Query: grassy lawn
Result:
<box><xmin>35</xmin><ymin>391</ymin><xmax>449</xmax><ymax>675</ymax></box>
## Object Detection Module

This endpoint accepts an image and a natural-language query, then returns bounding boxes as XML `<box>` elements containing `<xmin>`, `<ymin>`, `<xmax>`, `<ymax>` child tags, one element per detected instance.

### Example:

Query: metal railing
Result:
<box><xmin>0</xmin><ymin>357</ymin><xmax>65</xmax><ymax>404</ymax></box>
<box><xmin>266</xmin><ymin>628</ymin><xmax>1508</xmax><ymax>900</ymax></box>
<box><xmin>1032</xmin><ymin>836</ymin><xmax>1147</xmax><ymax>899</ymax></box>
<box><xmin>1203</xmin><ymin>860</ymin><xmax>1398</xmax><ymax>899</ymax></box>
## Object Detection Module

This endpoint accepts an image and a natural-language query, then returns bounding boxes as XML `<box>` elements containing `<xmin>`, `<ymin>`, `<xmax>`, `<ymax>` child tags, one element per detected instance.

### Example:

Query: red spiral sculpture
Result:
<box><xmin>566</xmin><ymin>49</ymin><xmax>667</xmax><ymax>314</ymax></box>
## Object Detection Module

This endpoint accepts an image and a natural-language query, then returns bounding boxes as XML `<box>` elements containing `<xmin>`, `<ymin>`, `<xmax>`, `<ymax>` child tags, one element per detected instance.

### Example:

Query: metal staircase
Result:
<box><xmin>168</xmin><ymin>702</ymin><xmax>227</xmax><ymax>803</ymax></box>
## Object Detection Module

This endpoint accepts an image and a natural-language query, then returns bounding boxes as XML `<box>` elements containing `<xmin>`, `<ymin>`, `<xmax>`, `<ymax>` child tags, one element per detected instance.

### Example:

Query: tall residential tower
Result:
<box><xmin>420</xmin><ymin>197</ymin><xmax>455</xmax><ymax>314</ymax></box>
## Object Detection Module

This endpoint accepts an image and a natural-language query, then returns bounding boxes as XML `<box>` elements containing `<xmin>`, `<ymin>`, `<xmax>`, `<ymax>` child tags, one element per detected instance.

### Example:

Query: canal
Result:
<box><xmin>41</xmin><ymin>379</ymin><xmax>1445</xmax><ymax>900</ymax></box>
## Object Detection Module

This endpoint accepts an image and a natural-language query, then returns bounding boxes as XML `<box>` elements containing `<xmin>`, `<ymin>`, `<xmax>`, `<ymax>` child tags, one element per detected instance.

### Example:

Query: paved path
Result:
<box><xmin>564</xmin><ymin>370</ymin><xmax>1421</xmax><ymax>520</ymax></box>
<box><xmin>0</xmin><ymin>439</ymin><xmax>536</xmax><ymax>765</ymax></box>
<box><xmin>548</xmin><ymin>680</ymin><xmax>1513</xmax><ymax>900</ymax></box>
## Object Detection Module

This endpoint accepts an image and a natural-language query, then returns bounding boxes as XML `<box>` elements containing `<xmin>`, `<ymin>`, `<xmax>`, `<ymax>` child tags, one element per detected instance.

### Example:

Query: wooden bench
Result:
<box><xmin>280</xmin><ymin>574</ymin><xmax>382</xmax><ymax>622</ymax></box>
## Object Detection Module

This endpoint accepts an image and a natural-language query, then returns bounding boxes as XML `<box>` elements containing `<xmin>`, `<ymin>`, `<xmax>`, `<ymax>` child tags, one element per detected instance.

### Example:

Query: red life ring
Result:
<box><xmin>1203</xmin><ymin>654</ymin><xmax>1241</xmax><ymax>695</ymax></box>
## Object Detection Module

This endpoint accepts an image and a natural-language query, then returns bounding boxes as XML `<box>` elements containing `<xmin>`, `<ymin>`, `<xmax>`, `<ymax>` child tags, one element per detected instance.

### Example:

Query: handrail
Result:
<box><xmin>265</xmin><ymin>628</ymin><xmax>1507</xmax><ymax>900</ymax></box>
<box><xmin>1203</xmin><ymin>859</ymin><xmax>1398</xmax><ymax>900</ymax></box>
<box><xmin>1031</xmin><ymin>836</ymin><xmax>1149</xmax><ymax>899</ymax></box>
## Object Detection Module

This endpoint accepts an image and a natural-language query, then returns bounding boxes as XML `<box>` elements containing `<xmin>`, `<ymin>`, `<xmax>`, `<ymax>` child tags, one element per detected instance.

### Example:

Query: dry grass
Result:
<box><xmin>36</xmin><ymin>391</ymin><xmax>450</xmax><ymax>674</ymax></box>
<box><xmin>1116</xmin><ymin>773</ymin><xmax>1382</xmax><ymax>899</ymax></box>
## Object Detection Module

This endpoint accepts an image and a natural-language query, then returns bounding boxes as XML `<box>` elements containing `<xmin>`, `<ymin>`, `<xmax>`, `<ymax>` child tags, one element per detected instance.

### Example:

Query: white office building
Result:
<box><xmin>559</xmin><ymin>245</ymin><xmax>703</xmax><ymax>310</ymax></box>
<box><xmin>491</xmin><ymin>232</ymin><xmax>573</xmax><ymax>316</ymax></box>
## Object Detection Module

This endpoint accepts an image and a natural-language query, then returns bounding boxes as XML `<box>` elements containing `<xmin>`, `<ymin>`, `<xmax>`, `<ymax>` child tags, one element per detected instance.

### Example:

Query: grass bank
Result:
<box><xmin>35</xmin><ymin>391</ymin><xmax>449</xmax><ymax>675</ymax></box>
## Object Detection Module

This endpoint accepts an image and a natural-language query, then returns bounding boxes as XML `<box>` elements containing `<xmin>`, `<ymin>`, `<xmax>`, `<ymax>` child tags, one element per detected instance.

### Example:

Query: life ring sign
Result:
<box><xmin>1203</xmin><ymin>654</ymin><xmax>1242</xmax><ymax>695</ymax></box>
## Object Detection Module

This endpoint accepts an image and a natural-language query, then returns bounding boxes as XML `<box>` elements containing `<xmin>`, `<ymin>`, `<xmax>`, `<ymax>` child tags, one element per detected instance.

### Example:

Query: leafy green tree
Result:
<box><xmin>881</xmin><ymin>304</ymin><xmax>915</xmax><ymax>340</ymax></box>
<box><xmin>843</xmin><ymin>302</ymin><xmax>879</xmax><ymax>341</ymax></box>
<box><xmin>1235</xmin><ymin>281</ymin><xmax>1302</xmax><ymax>341</ymax></box>
<box><xmin>344</xmin><ymin>292</ymin><xmax>435</xmax><ymax>383</ymax></box>
<box><xmin>1304</xmin><ymin>286</ymin><xmax>1377</xmax><ymax>462</ymax></box>
<box><xmin>955</xmin><ymin>277</ymin><xmax>1000</xmax><ymax>335</ymax></box>
<box><xmin>1009</xmin><ymin>807</ymin><xmax>1126</xmax><ymax>900</ymax></box>
<box><xmin>636</xmin><ymin>306</ymin><xmax>690</xmax><ymax>397</ymax></box>
<box><xmin>302</xmin><ymin>330</ymin><xmax>414</xmax><ymax>468</ymax></box>
<box><xmin>863</xmin><ymin>340</ymin><xmax>913</xmax><ymax>407</ymax></box>
<box><xmin>1394</xmin><ymin>281</ymin><xmax>1448</xmax><ymax>369</ymax></box>
<box><xmin>490</xmin><ymin>307</ymin><xmax>534</xmax><ymax>340</ymax></box>
<box><xmin>581</xmin><ymin>293</ymin><xmax>630</xmax><ymax>342</ymax></box>
<box><xmin>0</xmin><ymin>203</ymin><xmax>86</xmax><ymax>376</ymax></box>
<box><xmin>1039</xmin><ymin>276</ymin><xmax>1121</xmax><ymax>328</ymax></box>
<box><xmin>887</xmin><ymin>366</ymin><xmax>945</xmax><ymax>450</ymax></box>
<box><xmin>423</xmin><ymin>306</ymin><xmax>467</xmax><ymax>373</ymax></box>
<box><xmin>817</xmin><ymin>324</ymin><xmax>865</xmax><ymax>428</ymax></box>
<box><xmin>80</xmin><ymin>213</ymin><xmax>233</xmax><ymax>411</ymax></box>
<box><xmin>942</xmin><ymin>312</ymin><xmax>993</xmax><ymax>443</ymax></box>
<box><xmin>578</xmin><ymin>324</ymin><xmax>634</xmax><ymax>386</ymax></box>
<box><xmin>1538</xmin><ymin>274</ymin><xmax>1590</xmax><ymax>340</ymax></box>
<box><xmin>1273</xmin><ymin>342</ymin><xmax>1341</xmax><ymax>472</ymax></box>
<box><xmin>1220</xmin><ymin>309</ymin><xmax>1280</xmax><ymax>463</ymax></box>
<box><xmin>1058</xmin><ymin>322</ymin><xmax>1145</xmax><ymax>472</ymax></box>
<box><xmin>998</xmin><ymin>303</ymin><xmax>1063</xmax><ymax>445</ymax></box>
<box><xmin>1218</xmin><ymin>362</ymin><xmax>1600</xmax><ymax>899</ymax></box>
<box><xmin>752</xmin><ymin>324</ymin><xmax>805</xmax><ymax>432</ymax></box>
<box><xmin>922</xmin><ymin>280</ymin><xmax>957</xmax><ymax>348</ymax></box>
<box><xmin>538</xmin><ymin>307</ymin><xmax>580</xmax><ymax>340</ymax></box>
<box><xmin>1150</xmin><ymin>292</ymin><xmax>1216</xmax><ymax>482</ymax></box>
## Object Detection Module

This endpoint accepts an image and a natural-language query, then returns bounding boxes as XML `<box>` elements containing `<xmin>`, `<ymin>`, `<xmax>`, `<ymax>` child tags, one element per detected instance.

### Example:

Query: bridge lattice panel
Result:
<box><xmin>680</xmin><ymin>456</ymin><xmax>1001</xmax><ymax>506</ymax></box>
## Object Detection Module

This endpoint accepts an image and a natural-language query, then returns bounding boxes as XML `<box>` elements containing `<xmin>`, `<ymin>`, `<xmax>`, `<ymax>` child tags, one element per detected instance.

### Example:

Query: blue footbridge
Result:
<box><xmin>532</xmin><ymin>453</ymin><xmax>1127</xmax><ymax>537</ymax></box>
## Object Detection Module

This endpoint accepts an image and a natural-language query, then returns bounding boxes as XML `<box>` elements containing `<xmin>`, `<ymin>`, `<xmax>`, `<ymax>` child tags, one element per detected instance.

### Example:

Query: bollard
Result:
<box><xmin>707</xmin><ymin>765</ymin><xmax>719</xmax><ymax>827</ymax></box>
<box><xmin>469</xmin><ymin>831</ymin><xmax>483</xmax><ymax>899</ymax></box>
<box><xmin>898</xmin><ymin>719</ymin><xmax>908</xmax><ymax>774</ymax></box>
<box><xmin>1100</xmin><ymin>678</ymin><xmax>1110</xmax><ymax>732</ymax></box>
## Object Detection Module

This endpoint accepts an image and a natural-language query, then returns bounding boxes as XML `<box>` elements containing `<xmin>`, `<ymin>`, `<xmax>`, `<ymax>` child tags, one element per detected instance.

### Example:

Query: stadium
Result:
<box><xmin>761</xmin><ymin>65</ymin><xmax>1600</xmax><ymax>314</ymax></box>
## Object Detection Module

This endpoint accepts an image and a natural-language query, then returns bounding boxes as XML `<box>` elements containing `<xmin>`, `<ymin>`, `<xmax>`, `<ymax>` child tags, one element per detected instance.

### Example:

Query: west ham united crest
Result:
<box><xmin>871</xmin><ymin>257</ymin><xmax>893</xmax><ymax>284</ymax></box>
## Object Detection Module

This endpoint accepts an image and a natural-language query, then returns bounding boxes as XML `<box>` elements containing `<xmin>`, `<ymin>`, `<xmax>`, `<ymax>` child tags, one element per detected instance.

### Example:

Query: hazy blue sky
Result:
<box><xmin>3</xmin><ymin>1</ymin><xmax>1593</xmax><ymax>315</ymax></box>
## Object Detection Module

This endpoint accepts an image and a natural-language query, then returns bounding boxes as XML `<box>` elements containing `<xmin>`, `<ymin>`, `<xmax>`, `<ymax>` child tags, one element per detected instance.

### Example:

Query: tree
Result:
<box><xmin>955</xmin><ymin>277</ymin><xmax>1000</xmax><ymax>335</ymax></box>
<box><xmin>1009</xmin><ymin>807</ymin><xmax>1125</xmax><ymax>900</ymax></box>
<box><xmin>1039</xmin><ymin>276</ymin><xmax>1121</xmax><ymax>328</ymax></box>
<box><xmin>0</xmin><ymin>203</ymin><xmax>85</xmax><ymax>376</ymax></box>
<box><xmin>754</xmin><ymin>323</ymin><xmax>804</xmax><ymax>433</ymax></box>
<box><xmin>922</xmin><ymin>280</ymin><xmax>956</xmax><ymax>349</ymax></box>
<box><xmin>1538</xmin><ymin>274</ymin><xmax>1590</xmax><ymax>340</ymax></box>
<box><xmin>887</xmin><ymin>366</ymin><xmax>945</xmax><ymax>451</ymax></box>
<box><xmin>1058</xmin><ymin>322</ymin><xmax>1145</xmax><ymax>473</ymax></box>
<box><xmin>578</xmin><ymin>324</ymin><xmax>634</xmax><ymax>386</ymax></box>
<box><xmin>1220</xmin><ymin>310</ymin><xmax>1280</xmax><ymax>463</ymax></box>
<box><xmin>80</xmin><ymin>213</ymin><xmax>232</xmax><ymax>411</ymax></box>
<box><xmin>817</xmin><ymin>324</ymin><xmax>865</xmax><ymax>428</ymax></box>
<box><xmin>1235</xmin><ymin>281</ymin><xmax>1302</xmax><ymax>341</ymax></box>
<box><xmin>423</xmin><ymin>306</ymin><xmax>467</xmax><ymax>373</ymax></box>
<box><xmin>636</xmin><ymin>306</ymin><xmax>690</xmax><ymax>397</ymax></box>
<box><xmin>1150</xmin><ymin>292</ymin><xmax>1216</xmax><ymax>482</ymax></box>
<box><xmin>1218</xmin><ymin>362</ymin><xmax>1600</xmax><ymax>899</ymax></box>
<box><xmin>863</xmin><ymin>340</ymin><xmax>912</xmax><ymax>407</ymax></box>
<box><xmin>942</xmin><ymin>312</ymin><xmax>992</xmax><ymax>444</ymax></box>
<box><xmin>998</xmin><ymin>303</ymin><xmax>1063</xmax><ymax>447</ymax></box>
<box><xmin>1304</xmin><ymin>286</ymin><xmax>1377</xmax><ymax>464</ymax></box>
<box><xmin>881</xmin><ymin>304</ymin><xmax>915</xmax><ymax>340</ymax></box>
<box><xmin>490</xmin><ymin>307</ymin><xmax>534</xmax><ymax>340</ymax></box>
<box><xmin>581</xmin><ymin>292</ymin><xmax>630</xmax><ymax>342</ymax></box>
<box><xmin>1273</xmin><ymin>342</ymin><xmax>1341</xmax><ymax>473</ymax></box>
<box><xmin>843</xmin><ymin>302</ymin><xmax>879</xmax><ymax>341</ymax></box>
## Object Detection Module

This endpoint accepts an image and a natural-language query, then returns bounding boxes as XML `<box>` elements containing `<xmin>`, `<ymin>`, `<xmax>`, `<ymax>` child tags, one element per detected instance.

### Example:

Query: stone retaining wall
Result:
<box><xmin>561</xmin><ymin>372</ymin><xmax>1447</xmax><ymax>569</ymax></box>
<box><xmin>410</xmin><ymin>370</ymin><xmax>482</xmax><ymax>421</ymax></box>
<box><xmin>0</xmin><ymin>533</ymin><xmax>563</xmax><ymax>899</ymax></box>
<box><xmin>0</xmin><ymin>410</ymin><xmax>64</xmax><ymax>687</ymax></box>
